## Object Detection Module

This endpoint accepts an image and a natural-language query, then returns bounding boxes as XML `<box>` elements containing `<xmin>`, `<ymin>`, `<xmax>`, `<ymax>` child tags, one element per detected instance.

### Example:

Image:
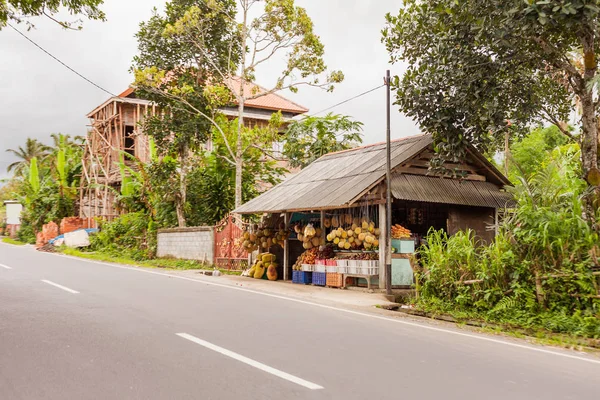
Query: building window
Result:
<box><xmin>124</xmin><ymin>126</ymin><xmax>135</xmax><ymax>156</ymax></box>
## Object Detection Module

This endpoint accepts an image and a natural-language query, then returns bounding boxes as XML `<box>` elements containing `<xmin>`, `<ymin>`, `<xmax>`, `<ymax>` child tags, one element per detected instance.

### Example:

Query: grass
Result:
<box><xmin>2</xmin><ymin>237</ymin><xmax>26</xmax><ymax>246</ymax></box>
<box><xmin>58</xmin><ymin>247</ymin><xmax>242</xmax><ymax>275</ymax></box>
<box><xmin>386</xmin><ymin>302</ymin><xmax>600</xmax><ymax>351</ymax></box>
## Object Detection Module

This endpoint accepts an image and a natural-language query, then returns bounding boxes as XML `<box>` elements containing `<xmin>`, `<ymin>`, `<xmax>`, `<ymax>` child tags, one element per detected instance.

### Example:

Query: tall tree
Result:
<box><xmin>135</xmin><ymin>0</ymin><xmax>343</xmax><ymax>208</ymax></box>
<box><xmin>1</xmin><ymin>0</ymin><xmax>105</xmax><ymax>29</ymax></box>
<box><xmin>6</xmin><ymin>138</ymin><xmax>50</xmax><ymax>176</ymax></box>
<box><xmin>382</xmin><ymin>1</ymin><xmax>599</xmax><ymax>187</ymax></box>
<box><xmin>283</xmin><ymin>113</ymin><xmax>363</xmax><ymax>169</ymax></box>
<box><xmin>133</xmin><ymin>0</ymin><xmax>237</xmax><ymax>227</ymax></box>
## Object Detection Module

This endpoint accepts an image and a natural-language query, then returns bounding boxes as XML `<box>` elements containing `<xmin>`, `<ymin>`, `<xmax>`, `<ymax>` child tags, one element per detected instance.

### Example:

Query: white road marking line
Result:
<box><xmin>0</xmin><ymin>263</ymin><xmax>12</xmax><ymax>269</ymax></box>
<box><xmin>41</xmin><ymin>251</ymin><xmax>600</xmax><ymax>366</ymax></box>
<box><xmin>41</xmin><ymin>279</ymin><xmax>79</xmax><ymax>294</ymax></box>
<box><xmin>177</xmin><ymin>333</ymin><xmax>323</xmax><ymax>390</ymax></box>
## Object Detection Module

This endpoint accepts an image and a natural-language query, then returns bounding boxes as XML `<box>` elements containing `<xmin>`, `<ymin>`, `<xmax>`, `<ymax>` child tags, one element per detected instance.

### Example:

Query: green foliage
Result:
<box><xmin>417</xmin><ymin>148</ymin><xmax>600</xmax><ymax>338</ymax></box>
<box><xmin>1</xmin><ymin>0</ymin><xmax>105</xmax><ymax>29</ymax></box>
<box><xmin>90</xmin><ymin>212</ymin><xmax>155</xmax><ymax>260</ymax></box>
<box><xmin>382</xmin><ymin>0</ymin><xmax>597</xmax><ymax>179</ymax></box>
<box><xmin>283</xmin><ymin>113</ymin><xmax>363</xmax><ymax>169</ymax></box>
<box><xmin>6</xmin><ymin>138</ymin><xmax>50</xmax><ymax>176</ymax></box>
<box><xmin>16</xmin><ymin>223</ymin><xmax>36</xmax><ymax>244</ymax></box>
<box><xmin>508</xmin><ymin>126</ymin><xmax>571</xmax><ymax>180</ymax></box>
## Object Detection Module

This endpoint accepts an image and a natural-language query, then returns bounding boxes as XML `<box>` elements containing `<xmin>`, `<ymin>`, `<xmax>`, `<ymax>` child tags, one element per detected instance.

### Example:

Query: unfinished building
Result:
<box><xmin>79</xmin><ymin>83</ymin><xmax>308</xmax><ymax>221</ymax></box>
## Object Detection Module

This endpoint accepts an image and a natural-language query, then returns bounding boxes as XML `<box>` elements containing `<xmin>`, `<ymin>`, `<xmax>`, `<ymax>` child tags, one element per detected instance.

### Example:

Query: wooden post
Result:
<box><xmin>283</xmin><ymin>212</ymin><xmax>290</xmax><ymax>281</ymax></box>
<box><xmin>379</xmin><ymin>203</ymin><xmax>388</xmax><ymax>290</ymax></box>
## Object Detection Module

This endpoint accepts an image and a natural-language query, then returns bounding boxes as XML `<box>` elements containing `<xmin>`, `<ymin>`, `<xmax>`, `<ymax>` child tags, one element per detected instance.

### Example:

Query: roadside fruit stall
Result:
<box><xmin>234</xmin><ymin>134</ymin><xmax>513</xmax><ymax>290</ymax></box>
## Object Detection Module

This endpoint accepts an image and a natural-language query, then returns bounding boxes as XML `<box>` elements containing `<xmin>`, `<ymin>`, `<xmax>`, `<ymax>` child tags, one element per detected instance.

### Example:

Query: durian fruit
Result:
<box><xmin>353</xmin><ymin>217</ymin><xmax>360</xmax><ymax>227</ymax></box>
<box><xmin>324</xmin><ymin>217</ymin><xmax>332</xmax><ymax>228</ymax></box>
<box><xmin>344</xmin><ymin>214</ymin><xmax>353</xmax><ymax>225</ymax></box>
<box><xmin>297</xmin><ymin>233</ymin><xmax>304</xmax><ymax>242</ymax></box>
<box><xmin>374</xmin><ymin>228</ymin><xmax>381</xmax><ymax>236</ymax></box>
<box><xmin>315</xmin><ymin>227</ymin><xmax>322</xmax><ymax>237</ymax></box>
<box><xmin>311</xmin><ymin>237</ymin><xmax>320</xmax><ymax>247</ymax></box>
<box><xmin>248</xmin><ymin>265</ymin><xmax>257</xmax><ymax>277</ymax></box>
<box><xmin>331</xmin><ymin>215</ymin><xmax>340</xmax><ymax>228</ymax></box>
<box><xmin>303</xmin><ymin>241</ymin><xmax>313</xmax><ymax>249</ymax></box>
<box><xmin>294</xmin><ymin>224</ymin><xmax>302</xmax><ymax>234</ymax></box>
<box><xmin>304</xmin><ymin>223</ymin><xmax>316</xmax><ymax>238</ymax></box>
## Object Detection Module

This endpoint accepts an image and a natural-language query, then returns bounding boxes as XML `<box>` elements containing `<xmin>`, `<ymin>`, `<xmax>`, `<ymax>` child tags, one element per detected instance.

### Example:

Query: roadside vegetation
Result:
<box><xmin>415</xmin><ymin>130</ymin><xmax>600</xmax><ymax>339</ymax></box>
<box><xmin>2</xmin><ymin>237</ymin><xmax>26</xmax><ymax>246</ymax></box>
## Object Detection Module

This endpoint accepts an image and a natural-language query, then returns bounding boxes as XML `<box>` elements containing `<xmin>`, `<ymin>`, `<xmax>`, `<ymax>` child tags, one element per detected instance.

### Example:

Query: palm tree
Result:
<box><xmin>6</xmin><ymin>138</ymin><xmax>51</xmax><ymax>176</ymax></box>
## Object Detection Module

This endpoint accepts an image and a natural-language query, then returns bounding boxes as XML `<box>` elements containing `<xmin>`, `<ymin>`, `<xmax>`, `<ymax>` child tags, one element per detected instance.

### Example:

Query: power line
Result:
<box><xmin>8</xmin><ymin>21</ymin><xmax>385</xmax><ymax>119</ymax></box>
<box><xmin>8</xmin><ymin>23</ymin><xmax>117</xmax><ymax>97</ymax></box>
<box><xmin>305</xmin><ymin>84</ymin><xmax>385</xmax><ymax>118</ymax></box>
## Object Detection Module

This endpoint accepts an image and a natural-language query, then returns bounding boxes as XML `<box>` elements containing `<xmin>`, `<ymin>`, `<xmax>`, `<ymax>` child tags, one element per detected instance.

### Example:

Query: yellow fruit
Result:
<box><xmin>362</xmin><ymin>221</ymin><xmax>369</xmax><ymax>229</ymax></box>
<box><xmin>348</xmin><ymin>236</ymin><xmax>355</xmax><ymax>244</ymax></box>
<box><xmin>254</xmin><ymin>264</ymin><xmax>265</xmax><ymax>279</ymax></box>
<box><xmin>311</xmin><ymin>237</ymin><xmax>320</xmax><ymax>246</ymax></box>
<box><xmin>344</xmin><ymin>242</ymin><xmax>351</xmax><ymax>250</ymax></box>
<box><xmin>353</xmin><ymin>217</ymin><xmax>360</xmax><ymax>227</ymax></box>
<box><xmin>358</xmin><ymin>233</ymin><xmax>366</xmax><ymax>241</ymax></box>
<box><xmin>373</xmin><ymin>239</ymin><xmax>379</xmax><ymax>247</ymax></box>
<box><xmin>334</xmin><ymin>237</ymin><xmax>340</xmax><ymax>244</ymax></box>
<box><xmin>248</xmin><ymin>266</ymin><xmax>256</xmax><ymax>277</ymax></box>
<box><xmin>337</xmin><ymin>227</ymin><xmax>344</xmax><ymax>235</ymax></box>
<box><xmin>365</xmin><ymin>235</ymin><xmax>374</xmax><ymax>244</ymax></box>
<box><xmin>338</xmin><ymin>240</ymin><xmax>345</xmax><ymax>249</ymax></box>
<box><xmin>354</xmin><ymin>227</ymin><xmax>361</xmax><ymax>235</ymax></box>
<box><xmin>364</xmin><ymin>242</ymin><xmax>372</xmax><ymax>249</ymax></box>
<box><xmin>341</xmin><ymin>231</ymin><xmax>348</xmax><ymax>239</ymax></box>
<box><xmin>374</xmin><ymin>228</ymin><xmax>381</xmax><ymax>236</ymax></box>
<box><xmin>326</xmin><ymin>233</ymin><xmax>333</xmax><ymax>241</ymax></box>
<box><xmin>347</xmin><ymin>229</ymin><xmax>354</xmax><ymax>237</ymax></box>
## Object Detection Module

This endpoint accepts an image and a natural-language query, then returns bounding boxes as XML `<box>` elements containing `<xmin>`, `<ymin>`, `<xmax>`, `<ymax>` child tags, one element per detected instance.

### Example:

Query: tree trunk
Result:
<box><xmin>580</xmin><ymin>28</ymin><xmax>599</xmax><ymax>185</ymax></box>
<box><xmin>234</xmin><ymin>3</ymin><xmax>248</xmax><ymax>209</ymax></box>
<box><xmin>175</xmin><ymin>145</ymin><xmax>188</xmax><ymax>228</ymax></box>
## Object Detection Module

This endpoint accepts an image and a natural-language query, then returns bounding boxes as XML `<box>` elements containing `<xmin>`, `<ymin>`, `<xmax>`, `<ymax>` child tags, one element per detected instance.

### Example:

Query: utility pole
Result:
<box><xmin>385</xmin><ymin>70</ymin><xmax>392</xmax><ymax>297</ymax></box>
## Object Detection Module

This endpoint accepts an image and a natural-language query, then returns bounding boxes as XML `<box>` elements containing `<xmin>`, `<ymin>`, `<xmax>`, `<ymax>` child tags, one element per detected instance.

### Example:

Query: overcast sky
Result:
<box><xmin>0</xmin><ymin>0</ymin><xmax>419</xmax><ymax>181</ymax></box>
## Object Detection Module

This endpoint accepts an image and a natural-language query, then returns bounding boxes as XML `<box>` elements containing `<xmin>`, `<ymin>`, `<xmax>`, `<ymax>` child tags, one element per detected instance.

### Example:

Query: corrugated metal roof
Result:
<box><xmin>235</xmin><ymin>134</ymin><xmax>433</xmax><ymax>213</ymax></box>
<box><xmin>391</xmin><ymin>174</ymin><xmax>514</xmax><ymax>208</ymax></box>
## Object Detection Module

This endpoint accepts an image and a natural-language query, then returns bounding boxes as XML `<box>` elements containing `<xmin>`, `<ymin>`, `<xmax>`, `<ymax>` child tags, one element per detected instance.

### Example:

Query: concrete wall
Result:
<box><xmin>157</xmin><ymin>227</ymin><xmax>214</xmax><ymax>262</ymax></box>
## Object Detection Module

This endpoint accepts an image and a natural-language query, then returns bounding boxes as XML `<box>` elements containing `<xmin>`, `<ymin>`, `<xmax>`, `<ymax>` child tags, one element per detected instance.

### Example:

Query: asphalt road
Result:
<box><xmin>1</xmin><ymin>243</ymin><xmax>599</xmax><ymax>400</ymax></box>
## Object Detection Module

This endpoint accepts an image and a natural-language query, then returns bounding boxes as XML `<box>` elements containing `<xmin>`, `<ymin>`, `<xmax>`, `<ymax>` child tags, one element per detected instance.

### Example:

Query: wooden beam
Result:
<box><xmin>396</xmin><ymin>167</ymin><xmax>487</xmax><ymax>182</ymax></box>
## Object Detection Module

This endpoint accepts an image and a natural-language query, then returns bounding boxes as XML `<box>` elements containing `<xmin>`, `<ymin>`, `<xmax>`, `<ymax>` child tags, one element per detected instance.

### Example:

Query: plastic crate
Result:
<box><xmin>326</xmin><ymin>272</ymin><xmax>344</xmax><ymax>287</ymax></box>
<box><xmin>335</xmin><ymin>259</ymin><xmax>348</xmax><ymax>274</ymax></box>
<box><xmin>312</xmin><ymin>271</ymin><xmax>326</xmax><ymax>286</ymax></box>
<box><xmin>293</xmin><ymin>271</ymin><xmax>312</xmax><ymax>284</ymax></box>
<box><xmin>301</xmin><ymin>264</ymin><xmax>314</xmax><ymax>272</ymax></box>
<box><xmin>314</xmin><ymin>264</ymin><xmax>327</xmax><ymax>273</ymax></box>
<box><xmin>346</xmin><ymin>260</ymin><xmax>359</xmax><ymax>274</ymax></box>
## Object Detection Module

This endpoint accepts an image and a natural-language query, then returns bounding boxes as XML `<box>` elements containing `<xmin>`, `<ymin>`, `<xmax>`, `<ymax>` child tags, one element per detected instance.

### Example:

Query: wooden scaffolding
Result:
<box><xmin>79</xmin><ymin>96</ymin><xmax>156</xmax><ymax>222</ymax></box>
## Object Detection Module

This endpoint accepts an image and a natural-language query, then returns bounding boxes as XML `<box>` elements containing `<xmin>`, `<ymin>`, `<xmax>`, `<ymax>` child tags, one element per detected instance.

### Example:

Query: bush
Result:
<box><xmin>416</xmin><ymin>146</ymin><xmax>600</xmax><ymax>338</ymax></box>
<box><xmin>90</xmin><ymin>212</ymin><xmax>156</xmax><ymax>260</ymax></box>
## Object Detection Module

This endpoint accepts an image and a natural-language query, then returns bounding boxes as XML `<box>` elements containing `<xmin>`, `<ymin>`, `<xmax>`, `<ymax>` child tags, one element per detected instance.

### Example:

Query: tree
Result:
<box><xmin>135</xmin><ymin>0</ymin><xmax>343</xmax><ymax>208</ymax></box>
<box><xmin>507</xmin><ymin>125</ymin><xmax>570</xmax><ymax>180</ymax></box>
<box><xmin>1</xmin><ymin>0</ymin><xmax>105</xmax><ymax>29</ymax></box>
<box><xmin>382</xmin><ymin>1</ymin><xmax>600</xmax><ymax>187</ymax></box>
<box><xmin>283</xmin><ymin>113</ymin><xmax>363</xmax><ymax>169</ymax></box>
<box><xmin>6</xmin><ymin>138</ymin><xmax>50</xmax><ymax>176</ymax></box>
<box><xmin>133</xmin><ymin>0</ymin><xmax>238</xmax><ymax>227</ymax></box>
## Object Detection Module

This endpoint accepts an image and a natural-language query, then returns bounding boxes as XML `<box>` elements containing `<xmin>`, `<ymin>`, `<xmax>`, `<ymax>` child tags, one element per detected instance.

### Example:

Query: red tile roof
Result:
<box><xmin>118</xmin><ymin>77</ymin><xmax>309</xmax><ymax>115</ymax></box>
<box><xmin>226</xmin><ymin>77</ymin><xmax>309</xmax><ymax>115</ymax></box>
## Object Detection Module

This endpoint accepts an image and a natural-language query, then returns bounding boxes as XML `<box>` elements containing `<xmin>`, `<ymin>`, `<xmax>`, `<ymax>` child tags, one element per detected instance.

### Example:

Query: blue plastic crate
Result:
<box><xmin>292</xmin><ymin>270</ymin><xmax>312</xmax><ymax>284</ymax></box>
<box><xmin>312</xmin><ymin>272</ymin><xmax>326</xmax><ymax>286</ymax></box>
